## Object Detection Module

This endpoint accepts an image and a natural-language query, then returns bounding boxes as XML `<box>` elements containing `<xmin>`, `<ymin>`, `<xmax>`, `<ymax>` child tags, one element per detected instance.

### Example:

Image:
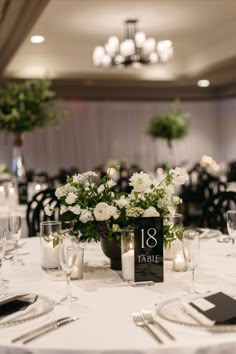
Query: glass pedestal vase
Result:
<box><xmin>12</xmin><ymin>132</ymin><xmax>26</xmax><ymax>179</ymax></box>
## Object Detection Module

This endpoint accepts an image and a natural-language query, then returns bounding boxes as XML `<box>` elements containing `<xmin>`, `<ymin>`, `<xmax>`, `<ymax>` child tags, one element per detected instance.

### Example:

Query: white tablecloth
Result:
<box><xmin>0</xmin><ymin>237</ymin><xmax>236</xmax><ymax>354</ymax></box>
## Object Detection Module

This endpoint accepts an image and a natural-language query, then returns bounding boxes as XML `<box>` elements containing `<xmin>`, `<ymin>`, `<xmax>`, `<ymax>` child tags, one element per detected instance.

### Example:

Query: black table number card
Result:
<box><xmin>18</xmin><ymin>182</ymin><xmax>28</xmax><ymax>205</ymax></box>
<box><xmin>134</xmin><ymin>217</ymin><xmax>163</xmax><ymax>283</ymax></box>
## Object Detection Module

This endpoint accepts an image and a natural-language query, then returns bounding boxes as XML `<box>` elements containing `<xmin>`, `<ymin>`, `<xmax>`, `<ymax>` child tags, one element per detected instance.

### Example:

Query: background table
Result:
<box><xmin>0</xmin><ymin>236</ymin><xmax>236</xmax><ymax>354</ymax></box>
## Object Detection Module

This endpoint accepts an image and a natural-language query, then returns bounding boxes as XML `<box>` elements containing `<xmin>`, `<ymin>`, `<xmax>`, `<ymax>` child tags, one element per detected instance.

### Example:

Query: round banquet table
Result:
<box><xmin>1</xmin><ymin>235</ymin><xmax>236</xmax><ymax>354</ymax></box>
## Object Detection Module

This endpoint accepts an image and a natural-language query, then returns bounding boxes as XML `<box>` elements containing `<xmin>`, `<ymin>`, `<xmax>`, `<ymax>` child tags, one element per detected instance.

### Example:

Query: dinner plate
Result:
<box><xmin>155</xmin><ymin>293</ymin><xmax>236</xmax><ymax>332</ymax></box>
<box><xmin>0</xmin><ymin>293</ymin><xmax>54</xmax><ymax>327</ymax></box>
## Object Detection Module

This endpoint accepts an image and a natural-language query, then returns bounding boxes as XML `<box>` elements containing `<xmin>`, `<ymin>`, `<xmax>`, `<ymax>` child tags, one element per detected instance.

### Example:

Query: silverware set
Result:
<box><xmin>132</xmin><ymin>309</ymin><xmax>175</xmax><ymax>344</ymax></box>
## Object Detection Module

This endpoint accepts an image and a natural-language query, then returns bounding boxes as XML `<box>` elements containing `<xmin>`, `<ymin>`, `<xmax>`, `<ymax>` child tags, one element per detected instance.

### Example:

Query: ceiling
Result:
<box><xmin>2</xmin><ymin>0</ymin><xmax>236</xmax><ymax>96</ymax></box>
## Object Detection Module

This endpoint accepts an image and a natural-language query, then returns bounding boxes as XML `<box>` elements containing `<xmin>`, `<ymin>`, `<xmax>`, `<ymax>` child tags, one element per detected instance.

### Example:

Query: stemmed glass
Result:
<box><xmin>59</xmin><ymin>236</ymin><xmax>78</xmax><ymax>304</ymax></box>
<box><xmin>0</xmin><ymin>229</ymin><xmax>7</xmax><ymax>295</ymax></box>
<box><xmin>183</xmin><ymin>231</ymin><xmax>200</xmax><ymax>293</ymax></box>
<box><xmin>226</xmin><ymin>210</ymin><xmax>236</xmax><ymax>257</ymax></box>
<box><xmin>8</xmin><ymin>215</ymin><xmax>23</xmax><ymax>265</ymax></box>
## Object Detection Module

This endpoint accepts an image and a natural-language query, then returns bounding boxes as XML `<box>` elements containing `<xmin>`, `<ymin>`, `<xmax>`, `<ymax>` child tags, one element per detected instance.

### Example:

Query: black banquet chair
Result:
<box><xmin>26</xmin><ymin>188</ymin><xmax>60</xmax><ymax>237</ymax></box>
<box><xmin>201</xmin><ymin>191</ymin><xmax>236</xmax><ymax>233</ymax></box>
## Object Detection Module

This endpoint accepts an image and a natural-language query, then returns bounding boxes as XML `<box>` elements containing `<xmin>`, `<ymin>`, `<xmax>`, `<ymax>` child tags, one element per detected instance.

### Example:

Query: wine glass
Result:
<box><xmin>59</xmin><ymin>236</ymin><xmax>78</xmax><ymax>304</ymax></box>
<box><xmin>0</xmin><ymin>229</ymin><xmax>8</xmax><ymax>295</ymax></box>
<box><xmin>227</xmin><ymin>210</ymin><xmax>236</xmax><ymax>257</ymax></box>
<box><xmin>183</xmin><ymin>231</ymin><xmax>200</xmax><ymax>293</ymax></box>
<box><xmin>8</xmin><ymin>215</ymin><xmax>23</xmax><ymax>265</ymax></box>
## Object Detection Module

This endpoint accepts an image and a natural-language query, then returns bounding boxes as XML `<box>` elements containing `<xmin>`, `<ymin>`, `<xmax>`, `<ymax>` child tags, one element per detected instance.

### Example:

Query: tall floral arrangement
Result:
<box><xmin>47</xmin><ymin>168</ymin><xmax>188</xmax><ymax>248</ymax></box>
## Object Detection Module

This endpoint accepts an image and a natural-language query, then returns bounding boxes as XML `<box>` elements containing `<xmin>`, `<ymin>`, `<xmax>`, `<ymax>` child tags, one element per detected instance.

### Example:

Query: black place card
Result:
<box><xmin>18</xmin><ymin>182</ymin><xmax>28</xmax><ymax>205</ymax></box>
<box><xmin>134</xmin><ymin>217</ymin><xmax>163</xmax><ymax>283</ymax></box>
<box><xmin>189</xmin><ymin>292</ymin><xmax>236</xmax><ymax>325</ymax></box>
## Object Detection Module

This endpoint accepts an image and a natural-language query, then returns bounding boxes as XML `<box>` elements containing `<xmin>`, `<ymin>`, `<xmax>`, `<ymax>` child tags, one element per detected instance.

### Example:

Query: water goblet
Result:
<box><xmin>8</xmin><ymin>215</ymin><xmax>23</xmax><ymax>265</ymax></box>
<box><xmin>59</xmin><ymin>236</ymin><xmax>78</xmax><ymax>304</ymax></box>
<box><xmin>183</xmin><ymin>231</ymin><xmax>200</xmax><ymax>293</ymax></box>
<box><xmin>226</xmin><ymin>210</ymin><xmax>236</xmax><ymax>257</ymax></box>
<box><xmin>0</xmin><ymin>229</ymin><xmax>8</xmax><ymax>295</ymax></box>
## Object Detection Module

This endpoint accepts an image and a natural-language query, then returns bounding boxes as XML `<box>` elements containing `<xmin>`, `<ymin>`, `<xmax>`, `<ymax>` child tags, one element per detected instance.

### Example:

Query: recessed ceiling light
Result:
<box><xmin>31</xmin><ymin>35</ymin><xmax>45</xmax><ymax>44</ymax></box>
<box><xmin>197</xmin><ymin>79</ymin><xmax>210</xmax><ymax>87</ymax></box>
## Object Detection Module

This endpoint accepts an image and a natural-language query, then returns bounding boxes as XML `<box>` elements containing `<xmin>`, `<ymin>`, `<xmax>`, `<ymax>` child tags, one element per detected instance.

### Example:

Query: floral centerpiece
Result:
<box><xmin>0</xmin><ymin>163</ymin><xmax>11</xmax><ymax>181</ymax></box>
<box><xmin>45</xmin><ymin>168</ymin><xmax>188</xmax><ymax>249</ymax></box>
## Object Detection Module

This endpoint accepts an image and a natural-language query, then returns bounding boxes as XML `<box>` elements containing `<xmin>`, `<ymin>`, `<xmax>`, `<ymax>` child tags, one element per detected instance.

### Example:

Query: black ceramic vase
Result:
<box><xmin>100</xmin><ymin>236</ymin><xmax>122</xmax><ymax>270</ymax></box>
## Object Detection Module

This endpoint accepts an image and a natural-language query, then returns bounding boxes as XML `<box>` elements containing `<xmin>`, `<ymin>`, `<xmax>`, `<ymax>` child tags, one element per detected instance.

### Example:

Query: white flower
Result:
<box><xmin>115</xmin><ymin>196</ymin><xmax>128</xmax><ymax>208</ymax></box>
<box><xmin>65</xmin><ymin>192</ymin><xmax>77</xmax><ymax>205</ymax></box>
<box><xmin>44</xmin><ymin>205</ymin><xmax>52</xmax><ymax>217</ymax></box>
<box><xmin>97</xmin><ymin>185</ymin><xmax>105</xmax><ymax>194</ymax></box>
<box><xmin>143</xmin><ymin>207</ymin><xmax>160</xmax><ymax>217</ymax></box>
<box><xmin>129</xmin><ymin>171</ymin><xmax>152</xmax><ymax>192</ymax></box>
<box><xmin>79</xmin><ymin>209</ymin><xmax>93</xmax><ymax>223</ymax></box>
<box><xmin>72</xmin><ymin>174</ymin><xmax>82</xmax><ymax>183</ymax></box>
<box><xmin>108</xmin><ymin>205</ymin><xmax>120</xmax><ymax>219</ymax></box>
<box><xmin>68</xmin><ymin>205</ymin><xmax>81</xmax><ymax>215</ymax></box>
<box><xmin>94</xmin><ymin>202</ymin><xmax>117</xmax><ymax>221</ymax></box>
<box><xmin>167</xmin><ymin>205</ymin><xmax>176</xmax><ymax>216</ymax></box>
<box><xmin>55</xmin><ymin>186</ymin><xmax>66</xmax><ymax>198</ymax></box>
<box><xmin>170</xmin><ymin>167</ymin><xmax>189</xmax><ymax>185</ymax></box>
<box><xmin>60</xmin><ymin>205</ymin><xmax>68</xmax><ymax>214</ymax></box>
<box><xmin>107</xmin><ymin>179</ymin><xmax>116</xmax><ymax>188</ymax></box>
<box><xmin>126</xmin><ymin>207</ymin><xmax>144</xmax><ymax>218</ymax></box>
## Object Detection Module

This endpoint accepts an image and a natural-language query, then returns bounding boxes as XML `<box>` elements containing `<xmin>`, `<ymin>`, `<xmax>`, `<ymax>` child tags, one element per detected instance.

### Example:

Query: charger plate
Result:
<box><xmin>0</xmin><ymin>293</ymin><xmax>54</xmax><ymax>327</ymax></box>
<box><xmin>155</xmin><ymin>293</ymin><xmax>236</xmax><ymax>332</ymax></box>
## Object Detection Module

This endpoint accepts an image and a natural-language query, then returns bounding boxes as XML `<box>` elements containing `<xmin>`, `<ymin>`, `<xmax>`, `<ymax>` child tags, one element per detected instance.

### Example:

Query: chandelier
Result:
<box><xmin>93</xmin><ymin>19</ymin><xmax>173</xmax><ymax>68</ymax></box>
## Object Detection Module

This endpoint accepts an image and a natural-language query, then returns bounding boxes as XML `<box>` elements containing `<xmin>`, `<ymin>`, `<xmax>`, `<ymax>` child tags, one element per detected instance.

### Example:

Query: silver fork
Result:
<box><xmin>141</xmin><ymin>310</ymin><xmax>175</xmax><ymax>341</ymax></box>
<box><xmin>132</xmin><ymin>312</ymin><xmax>163</xmax><ymax>344</ymax></box>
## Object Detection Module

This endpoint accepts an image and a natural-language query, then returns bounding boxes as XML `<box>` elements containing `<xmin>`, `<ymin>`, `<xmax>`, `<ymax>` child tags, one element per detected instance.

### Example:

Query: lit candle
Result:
<box><xmin>122</xmin><ymin>248</ymin><xmax>134</xmax><ymax>281</ymax></box>
<box><xmin>41</xmin><ymin>238</ymin><xmax>60</xmax><ymax>269</ymax></box>
<box><xmin>173</xmin><ymin>253</ymin><xmax>187</xmax><ymax>272</ymax></box>
<box><xmin>0</xmin><ymin>185</ymin><xmax>5</xmax><ymax>200</ymax></box>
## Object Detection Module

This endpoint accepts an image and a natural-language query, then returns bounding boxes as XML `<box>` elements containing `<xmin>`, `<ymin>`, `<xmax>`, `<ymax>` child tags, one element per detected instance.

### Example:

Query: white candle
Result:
<box><xmin>122</xmin><ymin>249</ymin><xmax>134</xmax><ymax>281</ymax></box>
<box><xmin>173</xmin><ymin>253</ymin><xmax>187</xmax><ymax>272</ymax></box>
<box><xmin>41</xmin><ymin>238</ymin><xmax>60</xmax><ymax>269</ymax></box>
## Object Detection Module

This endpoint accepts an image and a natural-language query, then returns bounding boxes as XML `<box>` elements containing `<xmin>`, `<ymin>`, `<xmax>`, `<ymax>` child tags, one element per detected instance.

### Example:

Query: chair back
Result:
<box><xmin>202</xmin><ymin>191</ymin><xmax>236</xmax><ymax>233</ymax></box>
<box><xmin>26</xmin><ymin>188</ymin><xmax>60</xmax><ymax>237</ymax></box>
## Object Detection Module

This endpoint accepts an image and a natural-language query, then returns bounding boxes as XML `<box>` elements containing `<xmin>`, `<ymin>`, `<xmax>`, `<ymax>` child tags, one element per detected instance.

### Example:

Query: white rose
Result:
<box><xmin>97</xmin><ymin>185</ymin><xmax>105</xmax><ymax>194</ymax></box>
<box><xmin>170</xmin><ymin>167</ymin><xmax>189</xmax><ymax>185</ymax></box>
<box><xmin>129</xmin><ymin>171</ymin><xmax>152</xmax><ymax>192</ymax></box>
<box><xmin>55</xmin><ymin>186</ymin><xmax>66</xmax><ymax>198</ymax></box>
<box><xmin>60</xmin><ymin>205</ymin><xmax>68</xmax><ymax>214</ymax></box>
<box><xmin>68</xmin><ymin>205</ymin><xmax>81</xmax><ymax>215</ymax></box>
<box><xmin>143</xmin><ymin>207</ymin><xmax>160</xmax><ymax>217</ymax></box>
<box><xmin>44</xmin><ymin>205</ymin><xmax>52</xmax><ymax>217</ymax></box>
<box><xmin>79</xmin><ymin>209</ymin><xmax>93</xmax><ymax>223</ymax></box>
<box><xmin>65</xmin><ymin>192</ymin><xmax>77</xmax><ymax>205</ymax></box>
<box><xmin>94</xmin><ymin>202</ymin><xmax>111</xmax><ymax>221</ymax></box>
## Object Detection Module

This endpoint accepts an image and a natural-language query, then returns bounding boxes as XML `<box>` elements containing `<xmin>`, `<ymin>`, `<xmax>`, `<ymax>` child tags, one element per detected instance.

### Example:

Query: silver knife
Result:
<box><xmin>12</xmin><ymin>316</ymin><xmax>79</xmax><ymax>344</ymax></box>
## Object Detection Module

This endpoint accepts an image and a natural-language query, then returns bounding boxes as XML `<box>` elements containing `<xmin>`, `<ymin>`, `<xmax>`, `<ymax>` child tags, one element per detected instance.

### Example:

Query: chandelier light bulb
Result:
<box><xmin>197</xmin><ymin>79</ymin><xmax>210</xmax><ymax>87</ymax></box>
<box><xmin>92</xmin><ymin>19</ymin><xmax>173</xmax><ymax>67</ymax></box>
<box><xmin>120</xmin><ymin>39</ymin><xmax>135</xmax><ymax>57</ymax></box>
<box><xmin>108</xmin><ymin>36</ymin><xmax>119</xmax><ymax>51</ymax></box>
<box><xmin>143</xmin><ymin>38</ymin><xmax>156</xmax><ymax>55</ymax></box>
<box><xmin>93</xmin><ymin>46</ymin><xmax>105</xmax><ymax>65</ymax></box>
<box><xmin>135</xmin><ymin>31</ymin><xmax>146</xmax><ymax>48</ymax></box>
<box><xmin>101</xmin><ymin>54</ymin><xmax>112</xmax><ymax>66</ymax></box>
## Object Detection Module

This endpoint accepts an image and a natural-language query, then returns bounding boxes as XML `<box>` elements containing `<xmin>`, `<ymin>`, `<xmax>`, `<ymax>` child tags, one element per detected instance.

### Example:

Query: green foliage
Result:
<box><xmin>0</xmin><ymin>78</ymin><xmax>56</xmax><ymax>132</ymax></box>
<box><xmin>147</xmin><ymin>101</ymin><xmax>188</xmax><ymax>144</ymax></box>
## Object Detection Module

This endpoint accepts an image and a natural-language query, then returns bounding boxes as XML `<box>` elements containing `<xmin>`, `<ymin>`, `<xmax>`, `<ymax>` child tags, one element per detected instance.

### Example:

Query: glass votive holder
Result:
<box><xmin>121</xmin><ymin>228</ymin><xmax>134</xmax><ymax>282</ymax></box>
<box><xmin>172</xmin><ymin>239</ymin><xmax>187</xmax><ymax>272</ymax></box>
<box><xmin>164</xmin><ymin>213</ymin><xmax>183</xmax><ymax>260</ymax></box>
<box><xmin>40</xmin><ymin>221</ymin><xmax>61</xmax><ymax>272</ymax></box>
<box><xmin>71</xmin><ymin>246</ymin><xmax>84</xmax><ymax>280</ymax></box>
